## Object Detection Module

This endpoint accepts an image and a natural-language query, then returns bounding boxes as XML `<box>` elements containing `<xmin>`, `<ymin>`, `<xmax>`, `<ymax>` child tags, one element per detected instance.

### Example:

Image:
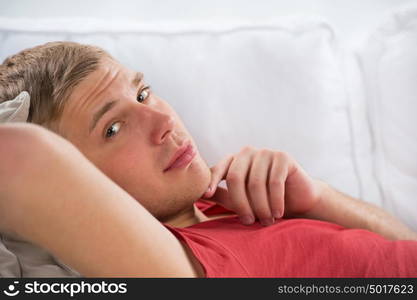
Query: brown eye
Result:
<box><xmin>105</xmin><ymin>122</ymin><xmax>121</xmax><ymax>139</ymax></box>
<box><xmin>137</xmin><ymin>86</ymin><xmax>150</xmax><ymax>103</ymax></box>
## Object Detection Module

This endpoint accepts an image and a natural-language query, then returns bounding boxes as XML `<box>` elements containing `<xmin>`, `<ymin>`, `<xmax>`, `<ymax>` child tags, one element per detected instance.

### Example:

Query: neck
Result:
<box><xmin>163</xmin><ymin>204</ymin><xmax>209</xmax><ymax>228</ymax></box>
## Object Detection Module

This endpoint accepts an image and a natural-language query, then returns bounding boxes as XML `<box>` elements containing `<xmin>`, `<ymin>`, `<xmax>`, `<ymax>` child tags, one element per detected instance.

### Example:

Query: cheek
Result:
<box><xmin>121</xmin><ymin>151</ymin><xmax>154</xmax><ymax>181</ymax></box>
<box><xmin>97</xmin><ymin>145</ymin><xmax>156</xmax><ymax>187</ymax></box>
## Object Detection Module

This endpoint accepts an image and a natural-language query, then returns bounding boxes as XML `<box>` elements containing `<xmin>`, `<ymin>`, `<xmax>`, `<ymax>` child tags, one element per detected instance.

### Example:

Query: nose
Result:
<box><xmin>138</xmin><ymin>105</ymin><xmax>175</xmax><ymax>145</ymax></box>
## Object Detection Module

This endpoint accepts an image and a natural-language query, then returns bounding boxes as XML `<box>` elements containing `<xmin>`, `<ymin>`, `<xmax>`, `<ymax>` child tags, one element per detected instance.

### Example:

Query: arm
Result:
<box><xmin>0</xmin><ymin>123</ymin><xmax>201</xmax><ymax>277</ymax></box>
<box><xmin>298</xmin><ymin>180</ymin><xmax>417</xmax><ymax>241</ymax></box>
<box><xmin>202</xmin><ymin>146</ymin><xmax>417</xmax><ymax>241</ymax></box>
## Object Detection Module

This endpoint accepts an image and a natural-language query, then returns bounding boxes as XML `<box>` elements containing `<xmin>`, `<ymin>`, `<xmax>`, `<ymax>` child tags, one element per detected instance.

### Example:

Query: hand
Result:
<box><xmin>202</xmin><ymin>146</ymin><xmax>323</xmax><ymax>226</ymax></box>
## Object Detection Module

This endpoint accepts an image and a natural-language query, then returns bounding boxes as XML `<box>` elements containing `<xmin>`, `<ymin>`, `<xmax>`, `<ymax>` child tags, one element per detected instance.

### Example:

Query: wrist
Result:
<box><xmin>301</xmin><ymin>179</ymin><xmax>330</xmax><ymax>218</ymax></box>
<box><xmin>315</xmin><ymin>179</ymin><xmax>330</xmax><ymax>202</ymax></box>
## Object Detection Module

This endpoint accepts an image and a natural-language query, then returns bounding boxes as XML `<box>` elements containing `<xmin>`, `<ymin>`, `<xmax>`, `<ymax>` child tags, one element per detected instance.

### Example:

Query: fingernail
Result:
<box><xmin>240</xmin><ymin>215</ymin><xmax>254</xmax><ymax>225</ymax></box>
<box><xmin>204</xmin><ymin>187</ymin><xmax>212</xmax><ymax>197</ymax></box>
<box><xmin>261</xmin><ymin>218</ymin><xmax>275</xmax><ymax>226</ymax></box>
<box><xmin>273</xmin><ymin>211</ymin><xmax>282</xmax><ymax>219</ymax></box>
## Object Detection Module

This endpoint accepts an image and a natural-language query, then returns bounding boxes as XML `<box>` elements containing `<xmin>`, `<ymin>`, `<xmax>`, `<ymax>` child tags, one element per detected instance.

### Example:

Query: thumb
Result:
<box><xmin>203</xmin><ymin>155</ymin><xmax>234</xmax><ymax>198</ymax></box>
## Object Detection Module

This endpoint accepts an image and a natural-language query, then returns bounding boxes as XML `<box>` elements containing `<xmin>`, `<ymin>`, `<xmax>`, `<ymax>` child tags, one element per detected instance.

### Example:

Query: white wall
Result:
<box><xmin>0</xmin><ymin>0</ymin><xmax>416</xmax><ymax>47</ymax></box>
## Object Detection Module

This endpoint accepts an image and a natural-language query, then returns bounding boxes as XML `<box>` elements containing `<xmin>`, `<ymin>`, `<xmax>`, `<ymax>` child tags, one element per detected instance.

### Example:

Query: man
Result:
<box><xmin>0</xmin><ymin>42</ymin><xmax>416</xmax><ymax>277</ymax></box>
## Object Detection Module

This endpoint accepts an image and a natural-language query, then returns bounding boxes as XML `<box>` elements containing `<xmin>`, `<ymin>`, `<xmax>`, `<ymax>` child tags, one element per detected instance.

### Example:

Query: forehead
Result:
<box><xmin>70</xmin><ymin>58</ymin><xmax>141</xmax><ymax>104</ymax></box>
<box><xmin>80</xmin><ymin>58</ymin><xmax>133</xmax><ymax>90</ymax></box>
<box><xmin>56</xmin><ymin>59</ymin><xmax>139</xmax><ymax>137</ymax></box>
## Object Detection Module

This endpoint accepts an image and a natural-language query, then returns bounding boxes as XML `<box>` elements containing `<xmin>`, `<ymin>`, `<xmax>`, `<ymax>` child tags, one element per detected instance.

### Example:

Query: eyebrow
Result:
<box><xmin>89</xmin><ymin>72</ymin><xmax>144</xmax><ymax>134</ymax></box>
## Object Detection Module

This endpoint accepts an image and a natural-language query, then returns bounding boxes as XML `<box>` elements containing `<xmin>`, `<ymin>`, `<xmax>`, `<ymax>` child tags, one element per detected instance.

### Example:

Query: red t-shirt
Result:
<box><xmin>163</xmin><ymin>200</ymin><xmax>417</xmax><ymax>277</ymax></box>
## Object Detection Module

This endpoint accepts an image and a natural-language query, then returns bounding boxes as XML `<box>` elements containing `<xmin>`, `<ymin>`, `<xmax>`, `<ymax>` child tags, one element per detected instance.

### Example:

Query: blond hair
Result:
<box><xmin>0</xmin><ymin>41</ymin><xmax>109</xmax><ymax>126</ymax></box>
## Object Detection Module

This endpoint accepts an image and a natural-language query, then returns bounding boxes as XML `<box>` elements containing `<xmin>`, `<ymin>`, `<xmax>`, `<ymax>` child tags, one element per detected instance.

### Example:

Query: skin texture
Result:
<box><xmin>0</xmin><ymin>123</ymin><xmax>205</xmax><ymax>277</ymax></box>
<box><xmin>49</xmin><ymin>57</ymin><xmax>417</xmax><ymax>237</ymax></box>
<box><xmin>53</xmin><ymin>57</ymin><xmax>324</xmax><ymax>228</ymax></box>
<box><xmin>202</xmin><ymin>147</ymin><xmax>321</xmax><ymax>226</ymax></box>
<box><xmin>1</xmin><ymin>54</ymin><xmax>416</xmax><ymax>277</ymax></box>
<box><xmin>54</xmin><ymin>58</ymin><xmax>212</xmax><ymax>226</ymax></box>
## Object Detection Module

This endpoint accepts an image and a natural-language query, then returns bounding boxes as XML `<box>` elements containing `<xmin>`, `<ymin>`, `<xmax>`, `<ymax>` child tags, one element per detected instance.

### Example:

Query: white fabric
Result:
<box><xmin>0</xmin><ymin>91</ymin><xmax>30</xmax><ymax>123</ymax></box>
<box><xmin>0</xmin><ymin>16</ymin><xmax>366</xmax><ymax>277</ymax></box>
<box><xmin>1</xmin><ymin>7</ymin><xmax>417</xmax><ymax>275</ymax></box>
<box><xmin>341</xmin><ymin>51</ymin><xmax>383</xmax><ymax>207</ymax></box>
<box><xmin>356</xmin><ymin>7</ymin><xmax>417</xmax><ymax>231</ymax></box>
<box><xmin>0</xmin><ymin>16</ymin><xmax>363</xmax><ymax>198</ymax></box>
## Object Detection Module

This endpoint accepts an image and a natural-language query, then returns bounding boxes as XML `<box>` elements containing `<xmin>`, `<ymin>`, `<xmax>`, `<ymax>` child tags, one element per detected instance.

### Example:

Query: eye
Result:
<box><xmin>105</xmin><ymin>122</ymin><xmax>121</xmax><ymax>139</ymax></box>
<box><xmin>137</xmin><ymin>86</ymin><xmax>150</xmax><ymax>103</ymax></box>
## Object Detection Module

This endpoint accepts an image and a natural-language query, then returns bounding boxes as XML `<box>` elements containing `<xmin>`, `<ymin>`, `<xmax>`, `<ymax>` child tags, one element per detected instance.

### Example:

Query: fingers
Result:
<box><xmin>225</xmin><ymin>147</ymin><xmax>256</xmax><ymax>225</ymax></box>
<box><xmin>203</xmin><ymin>155</ymin><xmax>234</xmax><ymax>198</ymax></box>
<box><xmin>268</xmin><ymin>152</ymin><xmax>288</xmax><ymax>219</ymax></box>
<box><xmin>247</xmin><ymin>150</ymin><xmax>275</xmax><ymax>226</ymax></box>
<box><xmin>203</xmin><ymin>147</ymin><xmax>292</xmax><ymax>227</ymax></box>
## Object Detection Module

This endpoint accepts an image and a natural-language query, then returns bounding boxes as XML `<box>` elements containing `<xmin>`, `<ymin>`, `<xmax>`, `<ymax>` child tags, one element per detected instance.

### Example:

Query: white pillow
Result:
<box><xmin>357</xmin><ymin>7</ymin><xmax>417</xmax><ymax>230</ymax></box>
<box><xmin>0</xmin><ymin>17</ymin><xmax>361</xmax><ymax>198</ymax></box>
<box><xmin>0</xmin><ymin>91</ymin><xmax>30</xmax><ymax>123</ymax></box>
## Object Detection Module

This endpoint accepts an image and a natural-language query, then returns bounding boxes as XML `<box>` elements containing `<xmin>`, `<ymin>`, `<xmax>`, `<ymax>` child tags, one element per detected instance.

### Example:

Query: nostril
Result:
<box><xmin>160</xmin><ymin>116</ymin><xmax>175</xmax><ymax>142</ymax></box>
<box><xmin>161</xmin><ymin>129</ymin><xmax>172</xmax><ymax>142</ymax></box>
<box><xmin>152</xmin><ymin>112</ymin><xmax>175</xmax><ymax>145</ymax></box>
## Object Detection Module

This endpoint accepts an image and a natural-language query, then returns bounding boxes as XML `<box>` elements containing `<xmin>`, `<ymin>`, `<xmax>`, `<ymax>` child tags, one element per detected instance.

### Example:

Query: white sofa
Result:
<box><xmin>0</xmin><ymin>4</ymin><xmax>416</xmax><ymax>276</ymax></box>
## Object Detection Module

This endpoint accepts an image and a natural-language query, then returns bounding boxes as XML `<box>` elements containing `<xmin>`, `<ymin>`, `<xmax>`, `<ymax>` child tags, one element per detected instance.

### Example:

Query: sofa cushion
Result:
<box><xmin>0</xmin><ymin>17</ymin><xmax>364</xmax><ymax>198</ymax></box>
<box><xmin>357</xmin><ymin>7</ymin><xmax>417</xmax><ymax>230</ymax></box>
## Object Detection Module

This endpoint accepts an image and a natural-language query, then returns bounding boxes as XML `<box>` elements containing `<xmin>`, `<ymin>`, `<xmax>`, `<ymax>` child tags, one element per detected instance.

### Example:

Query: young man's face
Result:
<box><xmin>55</xmin><ymin>57</ymin><xmax>211</xmax><ymax>222</ymax></box>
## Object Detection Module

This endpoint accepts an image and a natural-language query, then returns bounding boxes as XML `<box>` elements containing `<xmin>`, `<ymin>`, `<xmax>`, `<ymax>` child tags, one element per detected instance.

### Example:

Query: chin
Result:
<box><xmin>160</xmin><ymin>158</ymin><xmax>211</xmax><ymax>219</ymax></box>
<box><xmin>190</xmin><ymin>155</ymin><xmax>212</xmax><ymax>196</ymax></box>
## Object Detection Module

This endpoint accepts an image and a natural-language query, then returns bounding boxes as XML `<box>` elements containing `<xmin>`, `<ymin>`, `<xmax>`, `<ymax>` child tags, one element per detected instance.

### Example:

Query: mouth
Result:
<box><xmin>164</xmin><ymin>142</ymin><xmax>197</xmax><ymax>172</ymax></box>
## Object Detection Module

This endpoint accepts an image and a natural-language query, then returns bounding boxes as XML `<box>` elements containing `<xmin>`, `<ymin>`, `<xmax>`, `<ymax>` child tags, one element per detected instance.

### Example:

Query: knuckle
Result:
<box><xmin>273</xmin><ymin>150</ymin><xmax>288</xmax><ymax>160</ymax></box>
<box><xmin>258</xmin><ymin>148</ymin><xmax>271</xmax><ymax>156</ymax></box>
<box><xmin>269</xmin><ymin>177</ymin><xmax>282</xmax><ymax>186</ymax></box>
<box><xmin>240</xmin><ymin>145</ymin><xmax>256</xmax><ymax>154</ymax></box>
<box><xmin>220</xmin><ymin>154</ymin><xmax>234</xmax><ymax>165</ymax></box>
<box><xmin>279</xmin><ymin>151</ymin><xmax>290</xmax><ymax>160</ymax></box>
<box><xmin>226</xmin><ymin>154</ymin><xmax>235</xmax><ymax>161</ymax></box>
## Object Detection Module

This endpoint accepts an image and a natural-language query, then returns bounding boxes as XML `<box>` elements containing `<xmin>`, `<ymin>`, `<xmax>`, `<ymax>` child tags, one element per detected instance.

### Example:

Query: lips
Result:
<box><xmin>164</xmin><ymin>143</ymin><xmax>196</xmax><ymax>172</ymax></box>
